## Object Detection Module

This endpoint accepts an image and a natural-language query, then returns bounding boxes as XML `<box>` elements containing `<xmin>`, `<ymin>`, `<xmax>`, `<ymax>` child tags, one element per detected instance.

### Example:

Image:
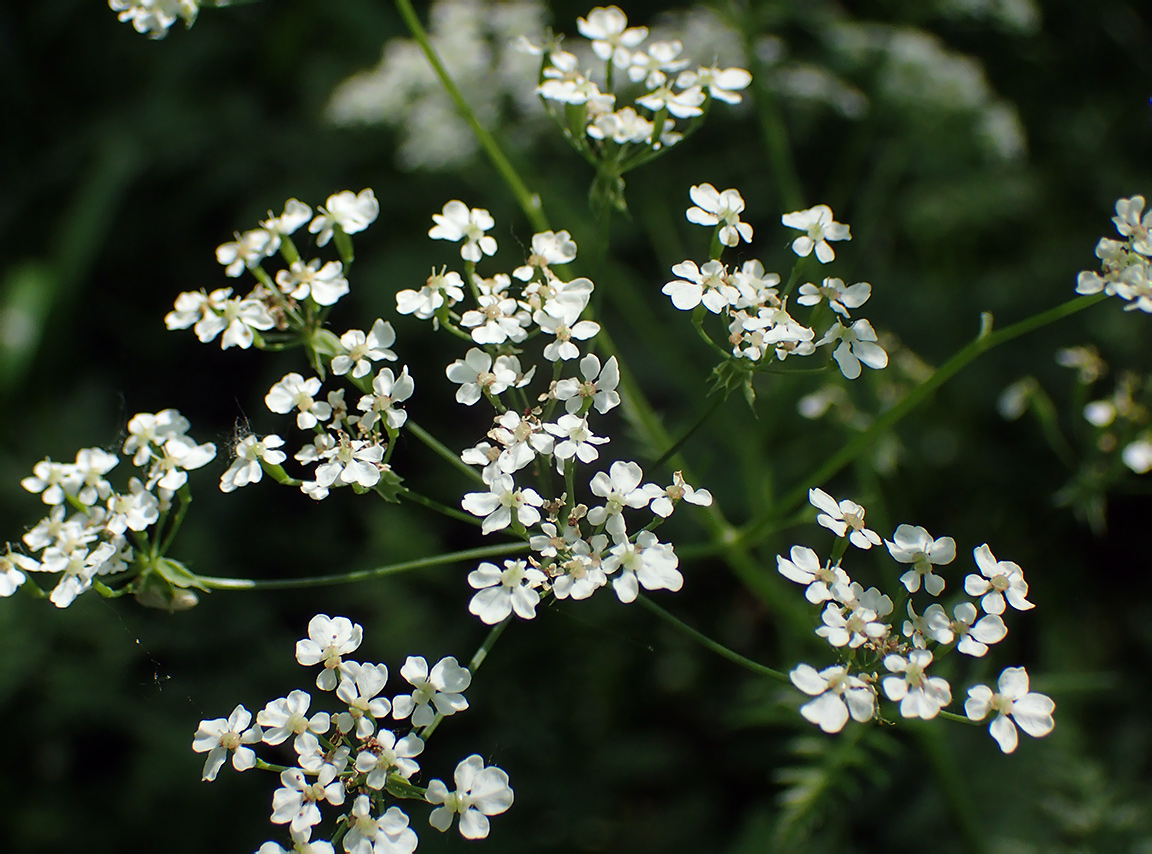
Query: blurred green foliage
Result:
<box><xmin>1</xmin><ymin>0</ymin><xmax>1151</xmax><ymax>851</ymax></box>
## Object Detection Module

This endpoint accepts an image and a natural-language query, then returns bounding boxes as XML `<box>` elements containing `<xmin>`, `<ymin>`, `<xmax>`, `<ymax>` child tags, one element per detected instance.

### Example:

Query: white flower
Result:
<box><xmin>109</xmin><ymin>0</ymin><xmax>198</xmax><ymax>39</ymax></box>
<box><xmin>334</xmin><ymin>662</ymin><xmax>391</xmax><ymax>738</ymax></box>
<box><xmin>552</xmin><ymin>354</ymin><xmax>620</xmax><ymax>415</ymax></box>
<box><xmin>392</xmin><ymin>655</ymin><xmax>471</xmax><ymax>728</ymax></box>
<box><xmin>885</xmin><ymin>524</ymin><xmax>955</xmax><ymax>595</ymax></box>
<box><xmin>796</xmin><ymin>277</ymin><xmax>871</xmax><ymax>318</ymax></box>
<box><xmin>189</xmin><ymin>290</ymin><xmax>275</xmax><ymax>349</ymax></box>
<box><xmin>513</xmin><ymin>230</ymin><xmax>578</xmax><ymax>281</ymax></box>
<box><xmin>357</xmin><ymin>366</ymin><xmax>414</xmax><ymax>432</ymax></box>
<box><xmin>266</xmin><ymin>374</ymin><xmax>332</xmax><ymax>430</ymax></box>
<box><xmin>965</xmin><ymin>544</ymin><xmax>1033</xmax><ymax>614</ymax></box>
<box><xmin>355</xmin><ymin>730</ymin><xmax>424</xmax><ymax>788</ymax></box>
<box><xmin>460</xmin><ymin>291</ymin><xmax>529</xmax><ymax>344</ymax></box>
<box><xmin>314</xmin><ymin>436</ymin><xmax>385</xmax><ymax>489</ymax></box>
<box><xmin>809</xmin><ymin>487</ymin><xmax>881</xmax><ymax>549</ymax></box>
<box><xmin>815</xmin><ymin>600</ymin><xmax>887</xmax><ymax>649</ymax></box>
<box><xmin>965</xmin><ymin>666</ymin><xmax>1055</xmax><ymax>753</ymax></box>
<box><xmin>642</xmin><ymin>471</ymin><xmax>712</xmax><ymax>518</ymax></box>
<box><xmin>342</xmin><ymin>796</ymin><xmax>417</xmax><ymax>854</ymax></box>
<box><xmin>781</xmin><ymin>204</ymin><xmax>851</xmax><ymax>263</ymax></box>
<box><xmin>1122</xmin><ymin>437</ymin><xmax>1152</xmax><ymax>473</ymax></box>
<box><xmin>271</xmin><ymin>764</ymin><xmax>345</xmax><ymax>836</ymax></box>
<box><xmin>0</xmin><ymin>549</ymin><xmax>34</xmax><ymax>597</ymax></box>
<box><xmin>260</xmin><ymin>198</ymin><xmax>312</xmax><ymax>244</ymax></box>
<box><xmin>663</xmin><ymin>259</ymin><xmax>739</xmax><ymax>313</ymax></box>
<box><xmin>21</xmin><ymin>458</ymin><xmax>75</xmax><ymax>505</ymax></box>
<box><xmin>686</xmin><ymin>184</ymin><xmax>752</xmax><ymax>247</ymax></box>
<box><xmin>294</xmin><ymin>614</ymin><xmax>363</xmax><ymax>691</ymax></box>
<box><xmin>790</xmin><ymin>663</ymin><xmax>876</xmax><ymax>733</ymax></box>
<box><xmin>488</xmin><ymin>410</ymin><xmax>554</xmax><ymax>474</ymax></box>
<box><xmin>545</xmin><ymin>414</ymin><xmax>609</xmax><ymax>464</ymax></box>
<box><xmin>258</xmin><ymin>689</ymin><xmax>331</xmax><ymax>749</ymax></box>
<box><xmin>676</xmin><ymin>65</ymin><xmax>753</xmax><ymax>104</ymax></box>
<box><xmin>533</xmin><ymin>308</ymin><xmax>600</xmax><ymax>362</ymax></box>
<box><xmin>216</xmin><ymin>229</ymin><xmax>272</xmax><ymax>277</ymax></box>
<box><xmin>308</xmin><ymin>189</ymin><xmax>379</xmax><ymax>246</ymax></box>
<box><xmin>776</xmin><ymin>545</ymin><xmax>849</xmax><ymax>603</ymax></box>
<box><xmin>636</xmin><ymin>83</ymin><xmax>706</xmax><ymax>118</ymax></box>
<box><xmin>818</xmin><ymin>319</ymin><xmax>889</xmax><ymax>379</ymax></box>
<box><xmin>576</xmin><ymin>5</ymin><xmax>647</xmax><ymax>64</ymax></box>
<box><xmin>446</xmin><ymin>350</ymin><xmax>522</xmax><ymax>406</ymax></box>
<box><xmin>882</xmin><ymin>650</ymin><xmax>952</xmax><ymax>719</ymax></box>
<box><xmin>192</xmin><ymin>704</ymin><xmax>263</xmax><ymax>781</ymax></box>
<box><xmin>396</xmin><ymin>268</ymin><xmax>465</xmax><ymax>320</ymax></box>
<box><xmin>220</xmin><ymin>434</ymin><xmax>285</xmax><ymax>493</ymax></box>
<box><xmin>603</xmin><ymin>530</ymin><xmax>681</xmax><ymax>604</ymax></box>
<box><xmin>275</xmin><ymin>259</ymin><xmax>349</xmax><ymax>306</ymax></box>
<box><xmin>426</xmin><ymin>755</ymin><xmax>514</xmax><ymax>840</ymax></box>
<box><xmin>468</xmin><ymin>559</ymin><xmax>548</xmax><ymax>624</ymax></box>
<box><xmin>429</xmin><ymin>200</ymin><xmax>497</xmax><ymax>262</ymax></box>
<box><xmin>949</xmin><ymin>601</ymin><xmax>1008</xmax><ymax>657</ymax></box>
<box><xmin>461</xmin><ymin>474</ymin><xmax>544</xmax><ymax>534</ymax></box>
<box><xmin>587</xmin><ymin>460</ymin><xmax>650</xmax><ymax>536</ymax></box>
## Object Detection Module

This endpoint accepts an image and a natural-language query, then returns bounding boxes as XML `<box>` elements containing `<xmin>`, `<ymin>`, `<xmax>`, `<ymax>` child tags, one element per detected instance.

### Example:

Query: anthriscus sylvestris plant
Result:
<box><xmin>6</xmin><ymin>0</ymin><xmax>1145</xmax><ymax>849</ymax></box>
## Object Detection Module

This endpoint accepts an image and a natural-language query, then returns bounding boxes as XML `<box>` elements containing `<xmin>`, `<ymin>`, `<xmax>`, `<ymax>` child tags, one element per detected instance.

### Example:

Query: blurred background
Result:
<box><xmin>1</xmin><ymin>0</ymin><xmax>1151</xmax><ymax>851</ymax></box>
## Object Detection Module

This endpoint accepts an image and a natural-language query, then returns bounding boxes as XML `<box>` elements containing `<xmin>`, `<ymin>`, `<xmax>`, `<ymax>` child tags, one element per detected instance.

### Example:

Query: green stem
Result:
<box><xmin>398</xmin><ymin>487</ymin><xmax>482</xmax><ymax>526</ymax></box>
<box><xmin>196</xmin><ymin>542</ymin><xmax>529</xmax><ymax>590</ymax></box>
<box><xmin>652</xmin><ymin>393</ymin><xmax>726</xmax><ymax>469</ymax></box>
<box><xmin>406</xmin><ymin>419</ymin><xmax>484</xmax><ymax>484</ymax></box>
<box><xmin>739</xmin><ymin>294</ymin><xmax>1107</xmax><ymax>547</ymax></box>
<box><xmin>636</xmin><ymin>594</ymin><xmax>789</xmax><ymax>683</ymax></box>
<box><xmin>914</xmin><ymin>726</ymin><xmax>987</xmax><ymax>854</ymax></box>
<box><xmin>394</xmin><ymin>0</ymin><xmax>548</xmax><ymax>233</ymax></box>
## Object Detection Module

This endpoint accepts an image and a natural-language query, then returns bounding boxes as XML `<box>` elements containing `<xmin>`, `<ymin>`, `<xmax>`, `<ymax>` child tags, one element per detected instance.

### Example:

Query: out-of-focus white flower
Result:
<box><xmin>308</xmin><ymin>189</ymin><xmax>379</xmax><ymax>246</ymax></box>
<box><xmin>782</xmin><ymin>204</ymin><xmax>851</xmax><ymax>263</ymax></box>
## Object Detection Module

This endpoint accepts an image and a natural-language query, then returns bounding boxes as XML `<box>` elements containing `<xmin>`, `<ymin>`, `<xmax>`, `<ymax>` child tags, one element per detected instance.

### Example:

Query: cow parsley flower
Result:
<box><xmin>334</xmin><ymin>662</ymin><xmax>391</xmax><ymax>738</ymax></box>
<box><xmin>109</xmin><ymin>0</ymin><xmax>199</xmax><ymax>39</ymax></box>
<box><xmin>885</xmin><ymin>524</ymin><xmax>955</xmax><ymax>595</ymax></box>
<box><xmin>192</xmin><ymin>704</ymin><xmax>263</xmax><ymax>781</ymax></box>
<box><xmin>577</xmin><ymin>5</ymin><xmax>648</xmax><ymax>65</ymax></box>
<box><xmin>796</xmin><ymin>277</ymin><xmax>871</xmax><ymax>318</ymax></box>
<box><xmin>426</xmin><ymin>755</ymin><xmax>514</xmax><ymax>840</ymax></box>
<box><xmin>270</xmin><ymin>765</ymin><xmax>345</xmax><ymax>836</ymax></box>
<box><xmin>342</xmin><ymin>796</ymin><xmax>418</xmax><ymax>854</ymax></box>
<box><xmin>552</xmin><ymin>354</ymin><xmax>620</xmax><ymax>415</ymax></box>
<box><xmin>809</xmin><ymin>488</ymin><xmax>882</xmax><ymax>549</ymax></box>
<box><xmin>782</xmin><ymin>204</ymin><xmax>851</xmax><ymax>263</ymax></box>
<box><xmin>777</xmin><ymin>545</ymin><xmax>850</xmax><ymax>603</ymax></box>
<box><xmin>274</xmin><ymin>259</ymin><xmax>349</xmax><ymax>306</ymax></box>
<box><xmin>882</xmin><ymin>650</ymin><xmax>952</xmax><ymax>719</ymax></box>
<box><xmin>818</xmin><ymin>320</ymin><xmax>889</xmax><ymax>380</ymax></box>
<box><xmin>790</xmin><ymin>663</ymin><xmax>876</xmax><ymax>733</ymax></box>
<box><xmin>677</xmin><ymin>65</ymin><xmax>753</xmax><ymax>104</ymax></box>
<box><xmin>461</xmin><ymin>474</ymin><xmax>544</xmax><ymax>534</ymax></box>
<box><xmin>468</xmin><ymin>559</ymin><xmax>548</xmax><ymax>624</ymax></box>
<box><xmin>308</xmin><ymin>189</ymin><xmax>379</xmax><ymax>246</ymax></box>
<box><xmin>257</xmin><ymin>690</ymin><xmax>331</xmax><ymax>750</ymax></box>
<box><xmin>685</xmin><ymin>184</ymin><xmax>753</xmax><ymax>247</ymax></box>
<box><xmin>429</xmin><ymin>201</ymin><xmax>497</xmax><ymax>262</ymax></box>
<box><xmin>966</xmin><ymin>544</ymin><xmax>1033</xmax><ymax>614</ymax></box>
<box><xmin>965</xmin><ymin>666</ymin><xmax>1055</xmax><ymax>753</ymax></box>
<box><xmin>295</xmin><ymin>614</ymin><xmax>363</xmax><ymax>691</ymax></box>
<box><xmin>392</xmin><ymin>655</ymin><xmax>471</xmax><ymax>728</ymax></box>
<box><xmin>266</xmin><ymin>374</ymin><xmax>332</xmax><ymax>430</ymax></box>
<box><xmin>220</xmin><ymin>434</ymin><xmax>285</xmax><ymax>493</ymax></box>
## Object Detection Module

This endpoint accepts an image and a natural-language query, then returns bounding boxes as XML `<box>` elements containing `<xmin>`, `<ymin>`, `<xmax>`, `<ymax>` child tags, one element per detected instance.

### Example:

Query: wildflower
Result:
<box><xmin>308</xmin><ymin>189</ymin><xmax>379</xmax><ymax>246</ymax></box>
<box><xmin>426</xmin><ymin>755</ymin><xmax>514</xmax><ymax>840</ymax></box>
<box><xmin>192</xmin><ymin>704</ymin><xmax>263</xmax><ymax>781</ymax></box>
<box><xmin>782</xmin><ymin>204</ymin><xmax>851</xmax><ymax>263</ymax></box>
<box><xmin>796</xmin><ymin>277</ymin><xmax>871</xmax><ymax>317</ymax></box>
<box><xmin>220</xmin><ymin>434</ymin><xmax>285</xmax><ymax>493</ymax></box>
<box><xmin>392</xmin><ymin>655</ymin><xmax>471</xmax><ymax>728</ymax></box>
<box><xmin>776</xmin><ymin>545</ymin><xmax>849</xmax><ymax>603</ymax></box>
<box><xmin>447</xmin><ymin>349</ymin><xmax>522</xmax><ymax>405</ymax></box>
<box><xmin>663</xmin><ymin>259</ymin><xmax>739</xmax><ymax>313</ymax></box>
<box><xmin>882</xmin><ymin>650</ymin><xmax>952</xmax><ymax>719</ymax></box>
<box><xmin>216</xmin><ymin>229</ymin><xmax>272</xmax><ymax>277</ymax></box>
<box><xmin>686</xmin><ymin>184</ymin><xmax>753</xmax><ymax>247</ymax></box>
<box><xmin>818</xmin><ymin>319</ymin><xmax>889</xmax><ymax>380</ymax></box>
<box><xmin>342</xmin><ymin>796</ymin><xmax>418</xmax><ymax>854</ymax></box>
<box><xmin>257</xmin><ymin>690</ymin><xmax>331</xmax><ymax>750</ymax></box>
<box><xmin>577</xmin><ymin>5</ymin><xmax>648</xmax><ymax>65</ymax></box>
<box><xmin>334</xmin><ymin>662</ymin><xmax>391</xmax><ymax>738</ymax></box>
<box><xmin>270</xmin><ymin>764</ymin><xmax>345</xmax><ymax>836</ymax></box>
<box><xmin>274</xmin><ymin>259</ymin><xmax>349</xmax><ymax>306</ymax></box>
<box><xmin>294</xmin><ymin>614</ymin><xmax>363</xmax><ymax>691</ymax></box>
<box><xmin>965</xmin><ymin>544</ymin><xmax>1033</xmax><ymax>614</ymax></box>
<box><xmin>885</xmin><ymin>524</ymin><xmax>955</xmax><ymax>595</ymax></box>
<box><xmin>965</xmin><ymin>666</ymin><xmax>1055</xmax><ymax>753</ymax></box>
<box><xmin>790</xmin><ymin>663</ymin><xmax>876</xmax><ymax>732</ymax></box>
<box><xmin>468</xmin><ymin>559</ymin><xmax>548</xmax><ymax>624</ymax></box>
<box><xmin>266</xmin><ymin>374</ymin><xmax>332</xmax><ymax>430</ymax></box>
<box><xmin>553</xmin><ymin>354</ymin><xmax>621</xmax><ymax>415</ymax></box>
<box><xmin>809</xmin><ymin>488</ymin><xmax>882</xmax><ymax>549</ymax></box>
<box><xmin>429</xmin><ymin>200</ymin><xmax>497</xmax><ymax>262</ymax></box>
<box><xmin>677</xmin><ymin>65</ymin><xmax>753</xmax><ymax>104</ymax></box>
<box><xmin>461</xmin><ymin>474</ymin><xmax>544</xmax><ymax>534</ymax></box>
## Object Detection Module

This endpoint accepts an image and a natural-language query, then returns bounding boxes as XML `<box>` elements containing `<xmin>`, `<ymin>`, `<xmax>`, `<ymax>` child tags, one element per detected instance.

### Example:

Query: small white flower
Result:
<box><xmin>429</xmin><ymin>200</ymin><xmax>497</xmax><ymax>262</ymax></box>
<box><xmin>577</xmin><ymin>5</ymin><xmax>648</xmax><ymax>64</ymax></box>
<box><xmin>294</xmin><ymin>614</ymin><xmax>363</xmax><ymax>691</ymax></box>
<box><xmin>258</xmin><ymin>689</ymin><xmax>330</xmax><ymax>749</ymax></box>
<box><xmin>274</xmin><ymin>259</ymin><xmax>349</xmax><ymax>306</ymax></box>
<box><xmin>685</xmin><ymin>183</ymin><xmax>753</xmax><ymax>247</ymax></box>
<box><xmin>426</xmin><ymin>755</ymin><xmax>514</xmax><ymax>840</ymax></box>
<box><xmin>676</xmin><ymin>65</ymin><xmax>753</xmax><ymax>104</ymax></box>
<box><xmin>782</xmin><ymin>204</ymin><xmax>851</xmax><ymax>263</ymax></box>
<box><xmin>796</xmin><ymin>277</ymin><xmax>871</xmax><ymax>318</ymax></box>
<box><xmin>885</xmin><ymin>524</ymin><xmax>955</xmax><ymax>595</ymax></box>
<box><xmin>331</xmin><ymin>319</ymin><xmax>397</xmax><ymax>378</ymax></box>
<box><xmin>513</xmin><ymin>230</ymin><xmax>578</xmax><ymax>281</ymax></box>
<box><xmin>396</xmin><ymin>268</ymin><xmax>465</xmax><ymax>320</ymax></box>
<box><xmin>308</xmin><ymin>189</ymin><xmax>379</xmax><ymax>246</ymax></box>
<box><xmin>461</xmin><ymin>474</ymin><xmax>544</xmax><ymax>534</ymax></box>
<box><xmin>642</xmin><ymin>471</ymin><xmax>712</xmax><ymax>518</ymax></box>
<box><xmin>216</xmin><ymin>229</ymin><xmax>272</xmax><ymax>277</ymax></box>
<box><xmin>266</xmin><ymin>374</ymin><xmax>332</xmax><ymax>430</ymax></box>
<box><xmin>192</xmin><ymin>704</ymin><xmax>263</xmax><ymax>782</ymax></box>
<box><xmin>790</xmin><ymin>663</ymin><xmax>876</xmax><ymax>733</ymax></box>
<box><xmin>468</xmin><ymin>559</ymin><xmax>548</xmax><ymax>624</ymax></box>
<box><xmin>220</xmin><ymin>434</ymin><xmax>285</xmax><ymax>493</ymax></box>
<box><xmin>966</xmin><ymin>666</ymin><xmax>1055</xmax><ymax>753</ymax></box>
<box><xmin>882</xmin><ymin>650</ymin><xmax>952</xmax><ymax>719</ymax></box>
<box><xmin>552</xmin><ymin>354</ymin><xmax>620</xmax><ymax>415</ymax></box>
<box><xmin>776</xmin><ymin>545</ymin><xmax>849</xmax><ymax>603</ymax></box>
<box><xmin>663</xmin><ymin>259</ymin><xmax>739</xmax><ymax>313</ymax></box>
<box><xmin>392</xmin><ymin>655</ymin><xmax>471</xmax><ymax>728</ymax></box>
<box><xmin>545</xmin><ymin>414</ymin><xmax>609</xmax><ymax>464</ymax></box>
<box><xmin>809</xmin><ymin>488</ymin><xmax>881</xmax><ymax>549</ymax></box>
<box><xmin>342</xmin><ymin>796</ymin><xmax>417</xmax><ymax>854</ymax></box>
<box><xmin>818</xmin><ymin>319</ymin><xmax>889</xmax><ymax>380</ymax></box>
<box><xmin>965</xmin><ymin>544</ymin><xmax>1033</xmax><ymax>615</ymax></box>
<box><xmin>334</xmin><ymin>662</ymin><xmax>391</xmax><ymax>738</ymax></box>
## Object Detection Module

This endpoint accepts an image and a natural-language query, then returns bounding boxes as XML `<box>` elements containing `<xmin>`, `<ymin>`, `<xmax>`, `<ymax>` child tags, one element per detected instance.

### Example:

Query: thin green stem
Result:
<box><xmin>406</xmin><ymin>419</ymin><xmax>484</xmax><ymax>484</ymax></box>
<box><xmin>636</xmin><ymin>594</ymin><xmax>789</xmax><ymax>683</ymax></box>
<box><xmin>196</xmin><ymin>542</ymin><xmax>529</xmax><ymax>590</ymax></box>
<box><xmin>394</xmin><ymin>0</ymin><xmax>548</xmax><ymax>233</ymax></box>
<box><xmin>739</xmin><ymin>294</ymin><xmax>1107</xmax><ymax>547</ymax></box>
<box><xmin>398</xmin><ymin>487</ymin><xmax>482</xmax><ymax>526</ymax></box>
<box><xmin>652</xmin><ymin>393</ymin><xmax>726</xmax><ymax>469</ymax></box>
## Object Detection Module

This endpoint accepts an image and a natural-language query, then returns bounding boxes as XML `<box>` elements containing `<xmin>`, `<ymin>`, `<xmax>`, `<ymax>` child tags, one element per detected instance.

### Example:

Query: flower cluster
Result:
<box><xmin>523</xmin><ymin>6</ymin><xmax>750</xmax><ymax>169</ymax></box>
<box><xmin>1076</xmin><ymin>194</ymin><xmax>1152</xmax><ymax>312</ymax></box>
<box><xmin>666</xmin><ymin>185</ymin><xmax>884</xmax><ymax>380</ymax></box>
<box><xmin>108</xmin><ymin>0</ymin><xmax>199</xmax><ymax>39</ymax></box>
<box><xmin>781</xmin><ymin>488</ymin><xmax>1054</xmax><ymax>753</ymax></box>
<box><xmin>402</xmin><ymin>200</ymin><xmax>713</xmax><ymax>622</ymax></box>
<box><xmin>7</xmin><ymin>410</ymin><xmax>215</xmax><ymax>608</ymax></box>
<box><xmin>194</xmin><ymin>614</ymin><xmax>513</xmax><ymax>852</ymax></box>
<box><xmin>166</xmin><ymin>189</ymin><xmax>378</xmax><ymax>350</ymax></box>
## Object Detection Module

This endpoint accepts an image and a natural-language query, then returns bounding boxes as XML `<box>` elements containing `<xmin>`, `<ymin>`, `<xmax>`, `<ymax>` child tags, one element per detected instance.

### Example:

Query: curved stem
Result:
<box><xmin>405</xmin><ymin>419</ymin><xmax>484</xmax><ymax>484</ymax></box>
<box><xmin>636</xmin><ymin>594</ymin><xmax>789</xmax><ymax>684</ymax></box>
<box><xmin>394</xmin><ymin>0</ymin><xmax>548</xmax><ymax>233</ymax></box>
<box><xmin>197</xmin><ymin>542</ymin><xmax>530</xmax><ymax>590</ymax></box>
<box><xmin>738</xmin><ymin>294</ymin><xmax>1107</xmax><ymax>547</ymax></box>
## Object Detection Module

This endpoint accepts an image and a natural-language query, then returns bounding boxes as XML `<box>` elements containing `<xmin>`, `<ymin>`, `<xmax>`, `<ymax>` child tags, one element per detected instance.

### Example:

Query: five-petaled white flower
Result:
<box><xmin>686</xmin><ymin>184</ymin><xmax>753</xmax><ymax>247</ymax></box>
<box><xmin>790</xmin><ymin>663</ymin><xmax>876</xmax><ymax>733</ymax></box>
<box><xmin>331</xmin><ymin>319</ymin><xmax>397</xmax><ymax>378</ymax></box>
<box><xmin>885</xmin><ymin>524</ymin><xmax>955</xmax><ymax>595</ymax></box>
<box><xmin>294</xmin><ymin>614</ymin><xmax>363</xmax><ymax>691</ymax></box>
<box><xmin>192</xmin><ymin>704</ymin><xmax>263</xmax><ymax>781</ymax></box>
<box><xmin>777</xmin><ymin>544</ymin><xmax>849</xmax><ymax>603</ymax></box>
<box><xmin>965</xmin><ymin>666</ymin><xmax>1055</xmax><ymax>753</ymax></box>
<box><xmin>308</xmin><ymin>189</ymin><xmax>379</xmax><ymax>246</ymax></box>
<box><xmin>426</xmin><ymin>755</ymin><xmax>514</xmax><ymax>840</ymax></box>
<box><xmin>965</xmin><ymin>544</ymin><xmax>1033</xmax><ymax>615</ymax></box>
<box><xmin>782</xmin><ymin>204</ymin><xmax>851</xmax><ymax>263</ymax></box>
<box><xmin>468</xmin><ymin>559</ymin><xmax>548</xmax><ymax>624</ymax></box>
<box><xmin>392</xmin><ymin>655</ymin><xmax>471</xmax><ymax>728</ymax></box>
<box><xmin>882</xmin><ymin>650</ymin><xmax>952</xmax><ymax>719</ymax></box>
<box><xmin>809</xmin><ymin>488</ymin><xmax>882</xmax><ymax>549</ymax></box>
<box><xmin>818</xmin><ymin>320</ymin><xmax>888</xmax><ymax>380</ymax></box>
<box><xmin>462</xmin><ymin>474</ymin><xmax>544</xmax><ymax>534</ymax></box>
<box><xmin>429</xmin><ymin>200</ymin><xmax>498</xmax><ymax>262</ymax></box>
<box><xmin>220</xmin><ymin>434</ymin><xmax>286</xmax><ymax>493</ymax></box>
